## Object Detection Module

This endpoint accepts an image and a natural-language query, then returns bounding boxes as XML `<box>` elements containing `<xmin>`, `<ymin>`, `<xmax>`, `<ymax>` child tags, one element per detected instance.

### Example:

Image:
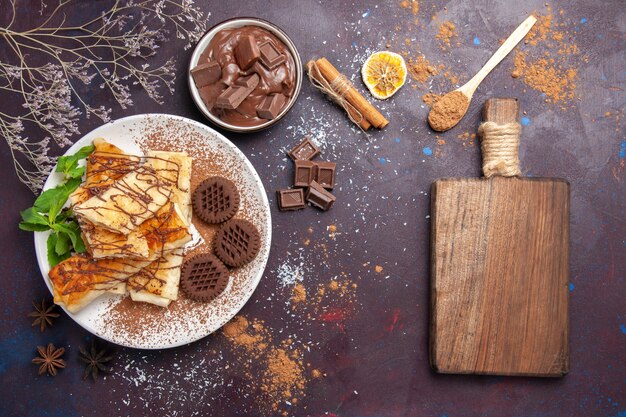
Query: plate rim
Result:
<box><xmin>33</xmin><ymin>113</ymin><xmax>272</xmax><ymax>349</ymax></box>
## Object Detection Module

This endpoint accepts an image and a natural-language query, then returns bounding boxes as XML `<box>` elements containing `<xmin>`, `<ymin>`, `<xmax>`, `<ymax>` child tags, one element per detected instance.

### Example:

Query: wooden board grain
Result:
<box><xmin>430</xmin><ymin>176</ymin><xmax>570</xmax><ymax>376</ymax></box>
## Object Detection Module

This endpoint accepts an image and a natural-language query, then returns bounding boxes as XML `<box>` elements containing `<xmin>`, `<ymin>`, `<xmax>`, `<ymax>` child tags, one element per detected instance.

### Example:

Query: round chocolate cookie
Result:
<box><xmin>214</xmin><ymin>219</ymin><xmax>261</xmax><ymax>267</ymax></box>
<box><xmin>180</xmin><ymin>253</ymin><xmax>230</xmax><ymax>302</ymax></box>
<box><xmin>192</xmin><ymin>176</ymin><xmax>240</xmax><ymax>224</ymax></box>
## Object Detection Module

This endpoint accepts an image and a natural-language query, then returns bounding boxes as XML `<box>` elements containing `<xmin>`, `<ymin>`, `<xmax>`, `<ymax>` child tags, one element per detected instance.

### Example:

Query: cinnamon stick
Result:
<box><xmin>307</xmin><ymin>61</ymin><xmax>371</xmax><ymax>131</ymax></box>
<box><xmin>315</xmin><ymin>57</ymin><xmax>389</xmax><ymax>129</ymax></box>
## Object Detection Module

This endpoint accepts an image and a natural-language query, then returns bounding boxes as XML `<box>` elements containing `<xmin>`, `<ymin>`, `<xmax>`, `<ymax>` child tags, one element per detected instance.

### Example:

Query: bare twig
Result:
<box><xmin>0</xmin><ymin>0</ymin><xmax>207</xmax><ymax>192</ymax></box>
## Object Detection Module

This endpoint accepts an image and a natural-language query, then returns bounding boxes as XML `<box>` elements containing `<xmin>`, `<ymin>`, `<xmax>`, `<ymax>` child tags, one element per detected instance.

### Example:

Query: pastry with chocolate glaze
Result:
<box><xmin>49</xmin><ymin>138</ymin><xmax>195</xmax><ymax>312</ymax></box>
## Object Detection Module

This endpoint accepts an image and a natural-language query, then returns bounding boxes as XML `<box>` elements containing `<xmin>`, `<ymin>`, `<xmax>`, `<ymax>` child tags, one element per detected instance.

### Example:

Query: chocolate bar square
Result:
<box><xmin>277</xmin><ymin>189</ymin><xmax>305</xmax><ymax>211</ymax></box>
<box><xmin>288</xmin><ymin>137</ymin><xmax>320</xmax><ymax>161</ymax></box>
<box><xmin>258</xmin><ymin>40</ymin><xmax>286</xmax><ymax>70</ymax></box>
<box><xmin>235</xmin><ymin>73</ymin><xmax>260</xmax><ymax>88</ymax></box>
<box><xmin>315</xmin><ymin>162</ymin><xmax>336</xmax><ymax>189</ymax></box>
<box><xmin>294</xmin><ymin>160</ymin><xmax>317</xmax><ymax>187</ymax></box>
<box><xmin>214</xmin><ymin>74</ymin><xmax>259</xmax><ymax>110</ymax></box>
<box><xmin>306</xmin><ymin>181</ymin><xmax>336</xmax><ymax>211</ymax></box>
<box><xmin>190</xmin><ymin>61</ymin><xmax>221</xmax><ymax>88</ymax></box>
<box><xmin>257</xmin><ymin>94</ymin><xmax>287</xmax><ymax>120</ymax></box>
<box><xmin>235</xmin><ymin>35</ymin><xmax>260</xmax><ymax>70</ymax></box>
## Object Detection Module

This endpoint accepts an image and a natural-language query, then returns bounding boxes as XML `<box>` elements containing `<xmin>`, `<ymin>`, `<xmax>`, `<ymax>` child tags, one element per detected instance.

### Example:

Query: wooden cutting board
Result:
<box><xmin>430</xmin><ymin>98</ymin><xmax>570</xmax><ymax>377</ymax></box>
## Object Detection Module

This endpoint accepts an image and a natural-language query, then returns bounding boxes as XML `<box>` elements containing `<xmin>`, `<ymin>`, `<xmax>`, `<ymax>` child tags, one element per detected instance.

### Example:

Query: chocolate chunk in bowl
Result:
<box><xmin>187</xmin><ymin>18</ymin><xmax>302</xmax><ymax>132</ymax></box>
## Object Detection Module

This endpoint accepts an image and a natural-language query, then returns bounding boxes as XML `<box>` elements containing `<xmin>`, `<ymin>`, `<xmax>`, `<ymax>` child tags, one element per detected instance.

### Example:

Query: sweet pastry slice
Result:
<box><xmin>145</xmin><ymin>151</ymin><xmax>192</xmax><ymax>220</ymax></box>
<box><xmin>48</xmin><ymin>254</ymin><xmax>151</xmax><ymax>313</ymax></box>
<box><xmin>128</xmin><ymin>249</ymin><xmax>184</xmax><ymax>307</ymax></box>
<box><xmin>79</xmin><ymin>221</ymin><xmax>150</xmax><ymax>260</ymax></box>
<box><xmin>73</xmin><ymin>164</ymin><xmax>173</xmax><ymax>234</ymax></box>
<box><xmin>85</xmin><ymin>137</ymin><xmax>141</xmax><ymax>193</ymax></box>
<box><xmin>141</xmin><ymin>202</ymin><xmax>192</xmax><ymax>259</ymax></box>
<box><xmin>129</xmin><ymin>151</ymin><xmax>193</xmax><ymax>306</ymax></box>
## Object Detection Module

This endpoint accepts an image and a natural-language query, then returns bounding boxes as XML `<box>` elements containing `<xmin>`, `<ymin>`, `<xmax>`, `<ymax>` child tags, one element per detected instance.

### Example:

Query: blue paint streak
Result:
<box><xmin>620</xmin><ymin>324</ymin><xmax>626</xmax><ymax>334</ymax></box>
<box><xmin>619</xmin><ymin>141</ymin><xmax>626</xmax><ymax>159</ymax></box>
<box><xmin>394</xmin><ymin>137</ymin><xmax>401</xmax><ymax>143</ymax></box>
<box><xmin>473</xmin><ymin>37</ymin><xmax>481</xmax><ymax>45</ymax></box>
<box><xmin>362</xmin><ymin>9</ymin><xmax>371</xmax><ymax>18</ymax></box>
<box><xmin>569</xmin><ymin>282</ymin><xmax>574</xmax><ymax>292</ymax></box>
<box><xmin>581</xmin><ymin>17</ymin><xmax>588</xmax><ymax>24</ymax></box>
<box><xmin>521</xmin><ymin>117</ymin><xmax>531</xmax><ymax>126</ymax></box>
<box><xmin>423</xmin><ymin>147</ymin><xmax>433</xmax><ymax>156</ymax></box>
<box><xmin>379</xmin><ymin>157</ymin><xmax>387</xmax><ymax>164</ymax></box>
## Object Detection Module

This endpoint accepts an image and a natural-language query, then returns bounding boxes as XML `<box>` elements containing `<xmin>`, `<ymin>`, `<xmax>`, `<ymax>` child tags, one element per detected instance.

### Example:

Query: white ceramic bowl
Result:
<box><xmin>188</xmin><ymin>17</ymin><xmax>302</xmax><ymax>132</ymax></box>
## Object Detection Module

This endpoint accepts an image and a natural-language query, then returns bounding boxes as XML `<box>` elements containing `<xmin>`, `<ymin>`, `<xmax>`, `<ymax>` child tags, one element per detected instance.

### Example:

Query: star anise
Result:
<box><xmin>32</xmin><ymin>343</ymin><xmax>66</xmax><ymax>376</ymax></box>
<box><xmin>28</xmin><ymin>299</ymin><xmax>60</xmax><ymax>332</ymax></box>
<box><xmin>79</xmin><ymin>342</ymin><xmax>114</xmax><ymax>381</ymax></box>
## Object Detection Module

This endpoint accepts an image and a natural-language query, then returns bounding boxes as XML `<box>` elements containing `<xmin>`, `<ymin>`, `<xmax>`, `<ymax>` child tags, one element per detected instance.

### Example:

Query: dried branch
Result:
<box><xmin>0</xmin><ymin>0</ymin><xmax>207</xmax><ymax>192</ymax></box>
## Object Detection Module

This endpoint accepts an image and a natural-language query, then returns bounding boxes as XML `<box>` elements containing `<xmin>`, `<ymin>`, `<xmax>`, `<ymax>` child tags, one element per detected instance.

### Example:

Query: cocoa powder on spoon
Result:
<box><xmin>427</xmin><ymin>90</ymin><xmax>470</xmax><ymax>132</ymax></box>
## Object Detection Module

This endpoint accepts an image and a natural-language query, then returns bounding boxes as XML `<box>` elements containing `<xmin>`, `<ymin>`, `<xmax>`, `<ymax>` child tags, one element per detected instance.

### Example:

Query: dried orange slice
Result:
<box><xmin>361</xmin><ymin>51</ymin><xmax>407</xmax><ymax>99</ymax></box>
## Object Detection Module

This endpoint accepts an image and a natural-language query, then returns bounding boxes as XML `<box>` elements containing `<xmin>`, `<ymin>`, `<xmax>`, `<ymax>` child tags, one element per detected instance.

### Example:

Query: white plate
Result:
<box><xmin>34</xmin><ymin>114</ymin><xmax>271</xmax><ymax>349</ymax></box>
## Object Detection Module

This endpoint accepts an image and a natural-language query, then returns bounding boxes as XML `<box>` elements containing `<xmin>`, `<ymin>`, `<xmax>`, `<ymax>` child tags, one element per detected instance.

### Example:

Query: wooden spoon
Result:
<box><xmin>427</xmin><ymin>15</ymin><xmax>537</xmax><ymax>132</ymax></box>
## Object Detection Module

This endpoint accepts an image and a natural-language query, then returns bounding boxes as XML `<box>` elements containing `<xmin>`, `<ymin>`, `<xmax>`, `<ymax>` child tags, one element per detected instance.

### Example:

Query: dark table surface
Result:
<box><xmin>1</xmin><ymin>0</ymin><xmax>624</xmax><ymax>416</ymax></box>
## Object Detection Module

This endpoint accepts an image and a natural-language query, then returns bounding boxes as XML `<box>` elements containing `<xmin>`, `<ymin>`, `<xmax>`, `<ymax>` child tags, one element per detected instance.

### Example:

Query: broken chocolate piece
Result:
<box><xmin>214</xmin><ymin>74</ymin><xmax>260</xmax><ymax>110</ymax></box>
<box><xmin>306</xmin><ymin>181</ymin><xmax>336</xmax><ymax>211</ymax></box>
<box><xmin>277</xmin><ymin>189</ymin><xmax>306</xmax><ymax>211</ymax></box>
<box><xmin>190</xmin><ymin>61</ymin><xmax>221</xmax><ymax>88</ymax></box>
<box><xmin>235</xmin><ymin>73</ymin><xmax>260</xmax><ymax>88</ymax></box>
<box><xmin>294</xmin><ymin>160</ymin><xmax>317</xmax><ymax>187</ymax></box>
<box><xmin>315</xmin><ymin>162</ymin><xmax>336</xmax><ymax>189</ymax></box>
<box><xmin>288</xmin><ymin>137</ymin><xmax>320</xmax><ymax>161</ymax></box>
<box><xmin>235</xmin><ymin>35</ymin><xmax>260</xmax><ymax>70</ymax></box>
<box><xmin>258</xmin><ymin>40</ymin><xmax>287</xmax><ymax>70</ymax></box>
<box><xmin>256</xmin><ymin>94</ymin><xmax>287</xmax><ymax>120</ymax></box>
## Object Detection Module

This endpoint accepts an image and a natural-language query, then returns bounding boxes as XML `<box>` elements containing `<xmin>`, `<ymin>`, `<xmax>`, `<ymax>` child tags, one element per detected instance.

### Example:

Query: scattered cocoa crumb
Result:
<box><xmin>513</xmin><ymin>52</ymin><xmax>577</xmax><ymax>102</ymax></box>
<box><xmin>512</xmin><ymin>6</ymin><xmax>580</xmax><ymax>103</ymax></box>
<box><xmin>222</xmin><ymin>315</ymin><xmax>308</xmax><ymax>413</ymax></box>
<box><xmin>291</xmin><ymin>283</ymin><xmax>306</xmax><ymax>305</ymax></box>
<box><xmin>400</xmin><ymin>0</ymin><xmax>419</xmax><ymax>15</ymax></box>
<box><xmin>408</xmin><ymin>55</ymin><xmax>439</xmax><ymax>83</ymax></box>
<box><xmin>422</xmin><ymin>93</ymin><xmax>441</xmax><ymax>106</ymax></box>
<box><xmin>436</xmin><ymin>21</ymin><xmax>458</xmax><ymax>50</ymax></box>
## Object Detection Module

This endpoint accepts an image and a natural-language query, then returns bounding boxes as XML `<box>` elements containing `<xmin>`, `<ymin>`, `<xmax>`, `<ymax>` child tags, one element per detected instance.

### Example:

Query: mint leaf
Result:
<box><xmin>20</xmin><ymin>207</ymin><xmax>49</xmax><ymax>226</ymax></box>
<box><xmin>55</xmin><ymin>208</ymin><xmax>73</xmax><ymax>223</ymax></box>
<box><xmin>52</xmin><ymin>221</ymin><xmax>86</xmax><ymax>253</ymax></box>
<box><xmin>33</xmin><ymin>187</ymin><xmax>63</xmax><ymax>213</ymax></box>
<box><xmin>56</xmin><ymin>145</ymin><xmax>94</xmax><ymax>176</ymax></box>
<box><xmin>55</xmin><ymin>231</ymin><xmax>71</xmax><ymax>256</ymax></box>
<box><xmin>47</xmin><ymin>177</ymin><xmax>82</xmax><ymax>222</ymax></box>
<box><xmin>19</xmin><ymin>222</ymin><xmax>50</xmax><ymax>232</ymax></box>
<box><xmin>67</xmin><ymin>166</ymin><xmax>85</xmax><ymax>179</ymax></box>
<box><xmin>47</xmin><ymin>233</ymin><xmax>69</xmax><ymax>267</ymax></box>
